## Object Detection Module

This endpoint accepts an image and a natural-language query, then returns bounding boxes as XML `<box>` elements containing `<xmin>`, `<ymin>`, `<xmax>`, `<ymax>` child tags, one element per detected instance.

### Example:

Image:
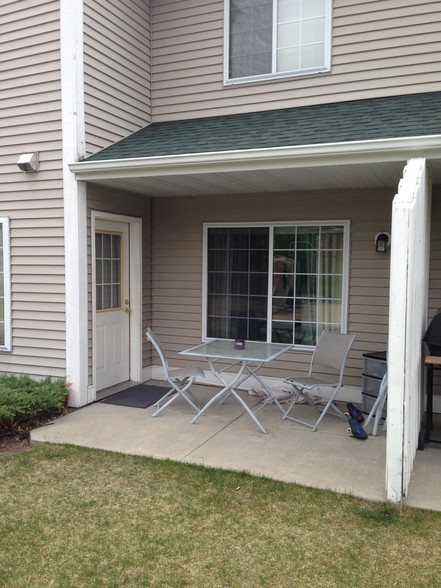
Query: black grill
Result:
<box><xmin>423</xmin><ymin>312</ymin><xmax>441</xmax><ymax>356</ymax></box>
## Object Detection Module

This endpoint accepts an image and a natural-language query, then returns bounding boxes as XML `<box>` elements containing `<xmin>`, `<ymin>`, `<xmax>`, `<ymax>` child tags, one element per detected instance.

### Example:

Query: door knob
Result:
<box><xmin>124</xmin><ymin>299</ymin><xmax>132</xmax><ymax>313</ymax></box>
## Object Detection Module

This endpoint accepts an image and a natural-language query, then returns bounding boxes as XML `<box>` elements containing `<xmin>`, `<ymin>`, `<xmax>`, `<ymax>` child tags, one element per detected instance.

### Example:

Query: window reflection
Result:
<box><xmin>206</xmin><ymin>224</ymin><xmax>346</xmax><ymax>345</ymax></box>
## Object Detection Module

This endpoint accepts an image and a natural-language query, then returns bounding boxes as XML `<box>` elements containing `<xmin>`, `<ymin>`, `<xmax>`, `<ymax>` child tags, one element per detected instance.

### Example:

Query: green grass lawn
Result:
<box><xmin>1</xmin><ymin>444</ymin><xmax>440</xmax><ymax>587</ymax></box>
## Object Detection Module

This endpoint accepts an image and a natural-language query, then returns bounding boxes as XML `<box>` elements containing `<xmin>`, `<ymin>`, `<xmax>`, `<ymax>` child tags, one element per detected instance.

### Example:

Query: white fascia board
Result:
<box><xmin>69</xmin><ymin>135</ymin><xmax>441</xmax><ymax>180</ymax></box>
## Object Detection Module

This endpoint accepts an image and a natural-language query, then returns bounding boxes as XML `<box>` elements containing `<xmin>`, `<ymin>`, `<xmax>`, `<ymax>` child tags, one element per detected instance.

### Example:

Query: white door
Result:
<box><xmin>95</xmin><ymin>220</ymin><xmax>131</xmax><ymax>390</ymax></box>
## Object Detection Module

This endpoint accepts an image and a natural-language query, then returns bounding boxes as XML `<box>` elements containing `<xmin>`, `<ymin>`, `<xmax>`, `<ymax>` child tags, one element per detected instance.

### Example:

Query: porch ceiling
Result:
<box><xmin>74</xmin><ymin>161</ymin><xmax>406</xmax><ymax>196</ymax></box>
<box><xmin>71</xmin><ymin>143</ymin><xmax>441</xmax><ymax>197</ymax></box>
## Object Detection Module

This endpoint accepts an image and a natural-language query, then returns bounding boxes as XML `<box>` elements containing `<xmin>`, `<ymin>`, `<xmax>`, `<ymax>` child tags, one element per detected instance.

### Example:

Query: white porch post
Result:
<box><xmin>386</xmin><ymin>158</ymin><xmax>431</xmax><ymax>503</ymax></box>
<box><xmin>60</xmin><ymin>0</ymin><xmax>89</xmax><ymax>406</ymax></box>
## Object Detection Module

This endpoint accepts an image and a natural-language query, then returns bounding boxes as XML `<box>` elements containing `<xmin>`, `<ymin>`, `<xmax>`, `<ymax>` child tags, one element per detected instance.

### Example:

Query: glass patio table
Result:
<box><xmin>180</xmin><ymin>339</ymin><xmax>293</xmax><ymax>433</ymax></box>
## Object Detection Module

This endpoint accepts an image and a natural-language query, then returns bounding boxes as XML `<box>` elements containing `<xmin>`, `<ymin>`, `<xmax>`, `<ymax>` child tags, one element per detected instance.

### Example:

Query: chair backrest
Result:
<box><xmin>309</xmin><ymin>331</ymin><xmax>356</xmax><ymax>383</ymax></box>
<box><xmin>146</xmin><ymin>328</ymin><xmax>169</xmax><ymax>375</ymax></box>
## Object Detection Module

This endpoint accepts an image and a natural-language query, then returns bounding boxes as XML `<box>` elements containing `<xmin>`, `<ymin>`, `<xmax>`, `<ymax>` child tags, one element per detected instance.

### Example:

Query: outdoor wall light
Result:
<box><xmin>16</xmin><ymin>152</ymin><xmax>39</xmax><ymax>172</ymax></box>
<box><xmin>375</xmin><ymin>232</ymin><xmax>390</xmax><ymax>253</ymax></box>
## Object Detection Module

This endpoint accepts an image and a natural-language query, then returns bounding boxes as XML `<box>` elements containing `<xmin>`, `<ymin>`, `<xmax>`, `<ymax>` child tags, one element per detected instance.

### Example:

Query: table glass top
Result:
<box><xmin>181</xmin><ymin>339</ymin><xmax>293</xmax><ymax>362</ymax></box>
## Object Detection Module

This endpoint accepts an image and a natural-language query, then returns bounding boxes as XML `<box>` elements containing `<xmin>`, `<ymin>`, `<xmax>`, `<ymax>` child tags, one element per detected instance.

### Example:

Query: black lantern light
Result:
<box><xmin>375</xmin><ymin>232</ymin><xmax>390</xmax><ymax>253</ymax></box>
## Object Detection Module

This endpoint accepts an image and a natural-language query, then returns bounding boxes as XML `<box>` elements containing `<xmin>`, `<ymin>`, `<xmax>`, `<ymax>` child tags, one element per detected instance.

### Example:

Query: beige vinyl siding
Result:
<box><xmin>86</xmin><ymin>187</ymin><xmax>152</xmax><ymax>382</ymax></box>
<box><xmin>151</xmin><ymin>0</ymin><xmax>441</xmax><ymax>121</ymax></box>
<box><xmin>83</xmin><ymin>0</ymin><xmax>152</xmax><ymax>157</ymax></box>
<box><xmin>0</xmin><ymin>0</ymin><xmax>66</xmax><ymax>378</ymax></box>
<box><xmin>151</xmin><ymin>188</ymin><xmax>395</xmax><ymax>386</ymax></box>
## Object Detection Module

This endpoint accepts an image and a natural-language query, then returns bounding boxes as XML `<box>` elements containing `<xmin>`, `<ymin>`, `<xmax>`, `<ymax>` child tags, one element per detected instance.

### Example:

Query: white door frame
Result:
<box><xmin>91</xmin><ymin>211</ymin><xmax>143</xmax><ymax>398</ymax></box>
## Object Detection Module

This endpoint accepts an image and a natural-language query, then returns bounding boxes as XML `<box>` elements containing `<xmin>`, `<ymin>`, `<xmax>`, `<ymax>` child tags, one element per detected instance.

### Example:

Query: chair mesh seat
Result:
<box><xmin>284</xmin><ymin>376</ymin><xmax>337</xmax><ymax>389</ymax></box>
<box><xmin>169</xmin><ymin>366</ymin><xmax>204</xmax><ymax>380</ymax></box>
<box><xmin>146</xmin><ymin>328</ymin><xmax>204</xmax><ymax>416</ymax></box>
<box><xmin>282</xmin><ymin>331</ymin><xmax>356</xmax><ymax>432</ymax></box>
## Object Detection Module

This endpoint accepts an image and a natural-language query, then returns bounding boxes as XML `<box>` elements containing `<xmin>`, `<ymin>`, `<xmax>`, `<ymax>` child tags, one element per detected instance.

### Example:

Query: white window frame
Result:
<box><xmin>224</xmin><ymin>0</ymin><xmax>332</xmax><ymax>85</ymax></box>
<box><xmin>203</xmin><ymin>220</ymin><xmax>350</xmax><ymax>346</ymax></box>
<box><xmin>0</xmin><ymin>218</ymin><xmax>11</xmax><ymax>352</ymax></box>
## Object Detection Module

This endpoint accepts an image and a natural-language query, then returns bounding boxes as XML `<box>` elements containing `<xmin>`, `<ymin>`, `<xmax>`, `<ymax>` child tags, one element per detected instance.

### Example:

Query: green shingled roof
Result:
<box><xmin>85</xmin><ymin>92</ymin><xmax>441</xmax><ymax>162</ymax></box>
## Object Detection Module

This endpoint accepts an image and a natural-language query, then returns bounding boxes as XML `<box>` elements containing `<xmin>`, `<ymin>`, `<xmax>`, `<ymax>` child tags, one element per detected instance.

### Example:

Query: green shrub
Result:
<box><xmin>0</xmin><ymin>375</ymin><xmax>69</xmax><ymax>439</ymax></box>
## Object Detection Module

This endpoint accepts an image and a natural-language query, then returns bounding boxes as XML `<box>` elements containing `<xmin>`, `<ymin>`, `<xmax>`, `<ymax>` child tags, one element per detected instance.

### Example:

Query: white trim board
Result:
<box><xmin>61</xmin><ymin>0</ymin><xmax>88</xmax><ymax>407</ymax></box>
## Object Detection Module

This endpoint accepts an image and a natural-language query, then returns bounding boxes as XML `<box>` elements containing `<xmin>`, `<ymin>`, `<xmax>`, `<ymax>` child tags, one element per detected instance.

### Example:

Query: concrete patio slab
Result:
<box><xmin>30</xmin><ymin>383</ymin><xmax>441</xmax><ymax>511</ymax></box>
<box><xmin>182</xmin><ymin>399</ymin><xmax>387</xmax><ymax>500</ymax></box>
<box><xmin>405</xmin><ymin>443</ymin><xmax>441</xmax><ymax>510</ymax></box>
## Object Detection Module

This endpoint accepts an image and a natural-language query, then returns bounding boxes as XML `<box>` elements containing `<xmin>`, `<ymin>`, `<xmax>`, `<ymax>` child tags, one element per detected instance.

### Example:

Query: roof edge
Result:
<box><xmin>70</xmin><ymin>135</ymin><xmax>441</xmax><ymax>180</ymax></box>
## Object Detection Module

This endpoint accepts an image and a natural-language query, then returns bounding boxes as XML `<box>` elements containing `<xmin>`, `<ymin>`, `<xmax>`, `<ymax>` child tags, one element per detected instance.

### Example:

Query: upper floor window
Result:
<box><xmin>225</xmin><ymin>0</ymin><xmax>332</xmax><ymax>84</ymax></box>
<box><xmin>0</xmin><ymin>218</ymin><xmax>11</xmax><ymax>352</ymax></box>
<box><xmin>204</xmin><ymin>221</ymin><xmax>349</xmax><ymax>347</ymax></box>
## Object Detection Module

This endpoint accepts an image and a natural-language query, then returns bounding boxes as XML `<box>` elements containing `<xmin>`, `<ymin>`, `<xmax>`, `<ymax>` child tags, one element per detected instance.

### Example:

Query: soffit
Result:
<box><xmin>80</xmin><ymin>161</ymin><xmax>411</xmax><ymax>197</ymax></box>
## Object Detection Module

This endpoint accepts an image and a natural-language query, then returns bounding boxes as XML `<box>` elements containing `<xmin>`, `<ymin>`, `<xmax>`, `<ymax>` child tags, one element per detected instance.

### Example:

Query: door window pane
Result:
<box><xmin>95</xmin><ymin>232</ymin><xmax>122</xmax><ymax>311</ymax></box>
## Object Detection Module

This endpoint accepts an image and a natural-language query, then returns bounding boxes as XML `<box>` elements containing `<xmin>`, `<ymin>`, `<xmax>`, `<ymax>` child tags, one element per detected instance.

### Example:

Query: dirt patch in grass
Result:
<box><xmin>0</xmin><ymin>436</ymin><xmax>29</xmax><ymax>455</ymax></box>
<box><xmin>0</xmin><ymin>409</ymin><xmax>72</xmax><ymax>455</ymax></box>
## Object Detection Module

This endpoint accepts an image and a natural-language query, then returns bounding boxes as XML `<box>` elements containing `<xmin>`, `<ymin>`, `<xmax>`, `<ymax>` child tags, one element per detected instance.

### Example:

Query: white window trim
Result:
<box><xmin>224</xmin><ymin>0</ymin><xmax>332</xmax><ymax>86</ymax></box>
<box><xmin>203</xmin><ymin>220</ymin><xmax>350</xmax><ymax>346</ymax></box>
<box><xmin>0</xmin><ymin>217</ymin><xmax>11</xmax><ymax>352</ymax></box>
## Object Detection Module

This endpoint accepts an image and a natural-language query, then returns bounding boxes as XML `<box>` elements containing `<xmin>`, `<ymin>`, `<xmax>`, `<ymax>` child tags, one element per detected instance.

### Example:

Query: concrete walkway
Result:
<box><xmin>30</xmin><ymin>384</ymin><xmax>441</xmax><ymax>511</ymax></box>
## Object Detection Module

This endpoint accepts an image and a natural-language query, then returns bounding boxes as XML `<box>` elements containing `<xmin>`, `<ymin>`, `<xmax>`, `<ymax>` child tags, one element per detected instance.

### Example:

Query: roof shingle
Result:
<box><xmin>85</xmin><ymin>92</ymin><xmax>441</xmax><ymax>162</ymax></box>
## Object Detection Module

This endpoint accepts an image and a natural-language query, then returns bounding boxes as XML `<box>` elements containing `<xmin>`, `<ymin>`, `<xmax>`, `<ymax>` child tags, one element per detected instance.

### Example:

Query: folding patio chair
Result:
<box><xmin>282</xmin><ymin>331</ymin><xmax>356</xmax><ymax>431</ymax></box>
<box><xmin>146</xmin><ymin>328</ymin><xmax>204</xmax><ymax>417</ymax></box>
<box><xmin>364</xmin><ymin>372</ymin><xmax>387</xmax><ymax>436</ymax></box>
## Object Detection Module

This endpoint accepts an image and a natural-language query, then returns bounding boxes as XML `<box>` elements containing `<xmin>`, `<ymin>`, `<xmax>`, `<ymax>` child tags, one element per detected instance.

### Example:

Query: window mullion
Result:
<box><xmin>341</xmin><ymin>222</ymin><xmax>350</xmax><ymax>333</ymax></box>
<box><xmin>226</xmin><ymin>230</ymin><xmax>231</xmax><ymax>336</ymax></box>
<box><xmin>316</xmin><ymin>225</ymin><xmax>322</xmax><ymax>343</ymax></box>
<box><xmin>267</xmin><ymin>225</ymin><xmax>275</xmax><ymax>343</ymax></box>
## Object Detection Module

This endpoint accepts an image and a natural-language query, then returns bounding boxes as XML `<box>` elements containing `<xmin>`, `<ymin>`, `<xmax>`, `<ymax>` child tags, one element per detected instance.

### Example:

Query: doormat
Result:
<box><xmin>101</xmin><ymin>384</ymin><xmax>168</xmax><ymax>408</ymax></box>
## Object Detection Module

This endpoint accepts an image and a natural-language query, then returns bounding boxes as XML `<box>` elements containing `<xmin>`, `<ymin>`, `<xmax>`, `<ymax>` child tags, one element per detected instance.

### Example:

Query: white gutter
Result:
<box><xmin>70</xmin><ymin>135</ymin><xmax>441</xmax><ymax>179</ymax></box>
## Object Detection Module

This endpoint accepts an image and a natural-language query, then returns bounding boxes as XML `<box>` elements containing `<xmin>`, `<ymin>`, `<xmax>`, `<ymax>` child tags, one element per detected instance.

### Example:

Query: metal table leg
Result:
<box><xmin>190</xmin><ymin>359</ymin><xmax>268</xmax><ymax>433</ymax></box>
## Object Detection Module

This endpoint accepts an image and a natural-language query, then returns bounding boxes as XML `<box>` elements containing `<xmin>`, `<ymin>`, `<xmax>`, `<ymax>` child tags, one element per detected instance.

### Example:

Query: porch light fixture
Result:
<box><xmin>375</xmin><ymin>232</ymin><xmax>390</xmax><ymax>253</ymax></box>
<box><xmin>16</xmin><ymin>152</ymin><xmax>39</xmax><ymax>172</ymax></box>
